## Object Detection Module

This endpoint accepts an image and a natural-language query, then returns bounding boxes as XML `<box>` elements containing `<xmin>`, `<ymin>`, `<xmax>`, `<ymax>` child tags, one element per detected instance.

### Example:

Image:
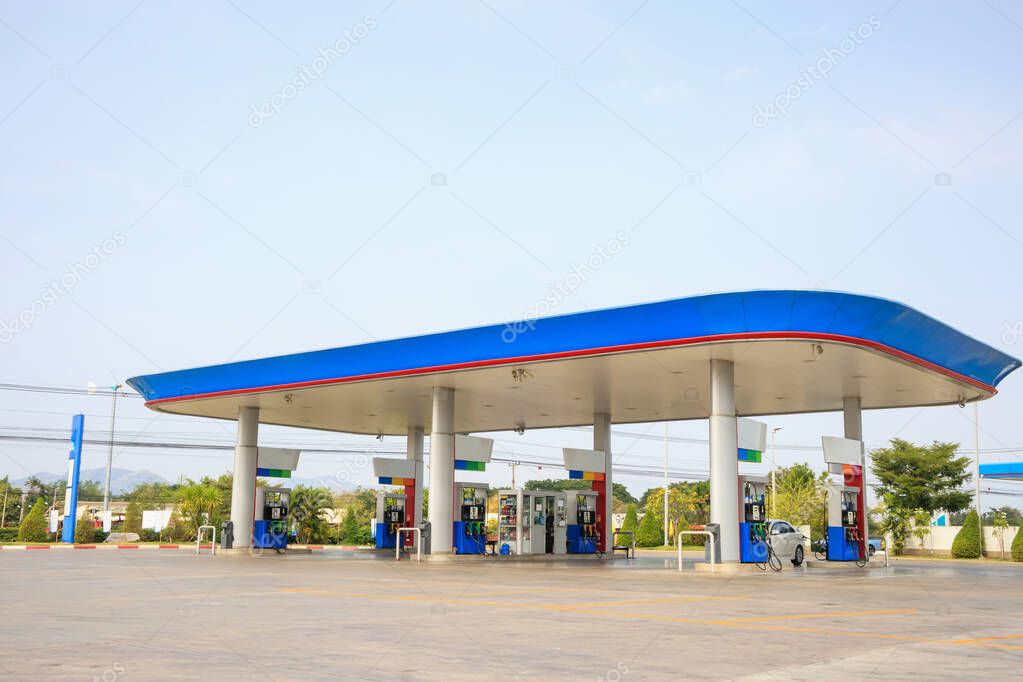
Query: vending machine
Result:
<box><xmin>566</xmin><ymin>491</ymin><xmax>599</xmax><ymax>554</ymax></box>
<box><xmin>738</xmin><ymin>475</ymin><xmax>768</xmax><ymax>564</ymax></box>
<box><xmin>497</xmin><ymin>489</ymin><xmax>522</xmax><ymax>555</ymax></box>
<box><xmin>453</xmin><ymin>483</ymin><xmax>488</xmax><ymax>554</ymax></box>
<box><xmin>375</xmin><ymin>492</ymin><xmax>407</xmax><ymax>550</ymax></box>
<box><xmin>827</xmin><ymin>483</ymin><xmax>864</xmax><ymax>561</ymax></box>
<box><xmin>253</xmin><ymin>487</ymin><xmax>290</xmax><ymax>551</ymax></box>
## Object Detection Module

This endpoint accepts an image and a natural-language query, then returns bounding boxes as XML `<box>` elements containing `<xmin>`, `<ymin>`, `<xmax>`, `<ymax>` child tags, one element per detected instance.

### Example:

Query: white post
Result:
<box><xmin>663</xmin><ymin>422</ymin><xmax>669</xmax><ymax>546</ymax></box>
<box><xmin>230</xmin><ymin>406</ymin><xmax>259</xmax><ymax>548</ymax></box>
<box><xmin>428</xmin><ymin>387</ymin><xmax>455</xmax><ymax>553</ymax></box>
<box><xmin>709</xmin><ymin>359</ymin><xmax>739</xmax><ymax>563</ymax></box>
<box><xmin>407</xmin><ymin>426</ymin><xmax>425</xmax><ymax>528</ymax></box>
<box><xmin>594</xmin><ymin>413</ymin><xmax>613</xmax><ymax>553</ymax></box>
<box><xmin>843</xmin><ymin>396</ymin><xmax>868</xmax><ymax>560</ymax></box>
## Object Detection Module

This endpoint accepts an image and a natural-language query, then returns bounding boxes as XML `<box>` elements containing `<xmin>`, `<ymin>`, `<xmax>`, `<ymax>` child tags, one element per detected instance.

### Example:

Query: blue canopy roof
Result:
<box><xmin>128</xmin><ymin>290</ymin><xmax>1019</xmax><ymax>405</ymax></box>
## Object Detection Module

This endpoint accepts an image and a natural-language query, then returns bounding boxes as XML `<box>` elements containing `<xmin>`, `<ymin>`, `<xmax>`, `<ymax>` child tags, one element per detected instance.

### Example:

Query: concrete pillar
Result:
<box><xmin>230</xmin><ymin>406</ymin><xmax>259</xmax><ymax>548</ymax></box>
<box><xmin>843</xmin><ymin>396</ymin><xmax>868</xmax><ymax>558</ymax></box>
<box><xmin>709</xmin><ymin>359</ymin><xmax>739</xmax><ymax>563</ymax></box>
<box><xmin>407</xmin><ymin>425</ymin><xmax>425</xmax><ymax>527</ymax></box>
<box><xmin>593</xmin><ymin>413</ymin><xmax>612</xmax><ymax>552</ymax></box>
<box><xmin>843</xmin><ymin>396</ymin><xmax>862</xmax><ymax>441</ymax></box>
<box><xmin>428</xmin><ymin>387</ymin><xmax>455</xmax><ymax>553</ymax></box>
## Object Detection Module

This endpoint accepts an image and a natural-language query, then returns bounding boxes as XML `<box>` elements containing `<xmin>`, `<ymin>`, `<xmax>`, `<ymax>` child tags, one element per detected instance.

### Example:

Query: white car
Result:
<box><xmin>766</xmin><ymin>519</ymin><xmax>805</xmax><ymax>566</ymax></box>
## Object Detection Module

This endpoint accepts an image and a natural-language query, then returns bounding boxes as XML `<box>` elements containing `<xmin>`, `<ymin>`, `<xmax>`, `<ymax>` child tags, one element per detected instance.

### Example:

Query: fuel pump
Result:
<box><xmin>375</xmin><ymin>492</ymin><xmax>407</xmax><ymax>550</ymax></box>
<box><xmin>453</xmin><ymin>483</ymin><xmax>488</xmax><ymax>554</ymax></box>
<box><xmin>253</xmin><ymin>487</ymin><xmax>290</xmax><ymax>551</ymax></box>
<box><xmin>827</xmin><ymin>483</ymin><xmax>863</xmax><ymax>561</ymax></box>
<box><xmin>738</xmin><ymin>475</ymin><xmax>768</xmax><ymax>564</ymax></box>
<box><xmin>566</xmin><ymin>491</ymin><xmax>599</xmax><ymax>554</ymax></box>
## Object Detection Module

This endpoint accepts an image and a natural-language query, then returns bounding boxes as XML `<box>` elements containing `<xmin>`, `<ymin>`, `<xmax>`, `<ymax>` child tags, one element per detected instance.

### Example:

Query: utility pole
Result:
<box><xmin>103</xmin><ymin>384</ymin><xmax>122</xmax><ymax>512</ymax></box>
<box><xmin>770</xmin><ymin>427</ymin><xmax>781</xmax><ymax>519</ymax></box>
<box><xmin>19</xmin><ymin>491</ymin><xmax>27</xmax><ymax>525</ymax></box>
<box><xmin>1</xmin><ymin>487</ymin><xmax>7</xmax><ymax>527</ymax></box>
<box><xmin>510</xmin><ymin>462</ymin><xmax>517</xmax><ymax>489</ymax></box>
<box><xmin>974</xmin><ymin>401</ymin><xmax>982</xmax><ymax>555</ymax></box>
<box><xmin>663</xmin><ymin>422</ymin><xmax>669</xmax><ymax>546</ymax></box>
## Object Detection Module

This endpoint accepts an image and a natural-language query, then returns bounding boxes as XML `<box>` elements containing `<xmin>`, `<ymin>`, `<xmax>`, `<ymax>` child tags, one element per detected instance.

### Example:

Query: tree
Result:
<box><xmin>77</xmin><ymin>480</ymin><xmax>105</xmax><ymax>501</ymax></box>
<box><xmin>124</xmin><ymin>501</ymin><xmax>143</xmax><ymax>536</ymax></box>
<box><xmin>983</xmin><ymin>506</ymin><xmax>1023</xmax><ymax>527</ymax></box>
<box><xmin>18</xmin><ymin>499</ymin><xmax>49</xmax><ymax>542</ymax></box>
<box><xmin>0</xmin><ymin>476</ymin><xmax>22</xmax><ymax>527</ymax></box>
<box><xmin>612</xmin><ymin>483</ymin><xmax>637</xmax><ymax>504</ymax></box>
<box><xmin>766</xmin><ymin>464</ymin><xmax>829</xmax><ymax>537</ymax></box>
<box><xmin>163</xmin><ymin>508</ymin><xmax>188</xmax><ymax>542</ymax></box>
<box><xmin>992</xmin><ymin>511</ymin><xmax>1010</xmax><ymax>557</ymax></box>
<box><xmin>872</xmin><ymin>439</ymin><xmax>973</xmax><ymax>513</ymax></box>
<box><xmin>619</xmin><ymin>504</ymin><xmax>638</xmax><ymax>536</ymax></box>
<box><xmin>909</xmin><ymin>509</ymin><xmax>934</xmax><ymax>555</ymax></box>
<box><xmin>339</xmin><ymin>508</ymin><xmax>371</xmax><ymax>545</ymax></box>
<box><xmin>74</xmin><ymin>510</ymin><xmax>95</xmax><ymax>543</ymax></box>
<box><xmin>177</xmin><ymin>482</ymin><xmax>224</xmax><ymax>536</ymax></box>
<box><xmin>523</xmin><ymin>479</ymin><xmax>636</xmax><ymax>505</ymax></box>
<box><xmin>642</xmin><ymin>486</ymin><xmax>701</xmax><ymax>545</ymax></box>
<box><xmin>290</xmin><ymin>486</ymin><xmax>334</xmax><ymax>543</ymax></box>
<box><xmin>1011</xmin><ymin>523</ymin><xmax>1023</xmax><ymax>562</ymax></box>
<box><xmin>871</xmin><ymin>439</ymin><xmax>973</xmax><ymax>554</ymax></box>
<box><xmin>635</xmin><ymin>511</ymin><xmax>661</xmax><ymax>547</ymax></box>
<box><xmin>951</xmin><ymin>509</ymin><xmax>983</xmax><ymax>558</ymax></box>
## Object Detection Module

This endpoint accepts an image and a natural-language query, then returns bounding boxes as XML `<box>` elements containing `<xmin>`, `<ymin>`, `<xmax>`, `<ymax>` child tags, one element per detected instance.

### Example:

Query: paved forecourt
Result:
<box><xmin>2</xmin><ymin>549</ymin><xmax>1022</xmax><ymax>680</ymax></box>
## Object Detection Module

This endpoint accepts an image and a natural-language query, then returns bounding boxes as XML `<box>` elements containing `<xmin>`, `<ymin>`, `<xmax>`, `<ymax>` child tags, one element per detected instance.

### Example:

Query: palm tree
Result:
<box><xmin>290</xmin><ymin>486</ymin><xmax>334</xmax><ymax>543</ymax></box>
<box><xmin>177</xmin><ymin>483</ymin><xmax>223</xmax><ymax>537</ymax></box>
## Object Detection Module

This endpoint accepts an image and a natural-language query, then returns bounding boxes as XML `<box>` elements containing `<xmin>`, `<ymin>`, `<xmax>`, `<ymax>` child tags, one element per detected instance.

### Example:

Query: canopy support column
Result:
<box><xmin>844</xmin><ymin>396</ymin><xmax>868</xmax><ymax>559</ymax></box>
<box><xmin>594</xmin><ymin>413</ymin><xmax>612</xmax><ymax>553</ymax></box>
<box><xmin>428</xmin><ymin>387</ymin><xmax>455</xmax><ymax>553</ymax></box>
<box><xmin>407</xmin><ymin>426</ymin><xmax>425</xmax><ymax>529</ymax></box>
<box><xmin>709</xmin><ymin>359</ymin><xmax>739</xmax><ymax>563</ymax></box>
<box><xmin>230</xmin><ymin>406</ymin><xmax>259</xmax><ymax>549</ymax></box>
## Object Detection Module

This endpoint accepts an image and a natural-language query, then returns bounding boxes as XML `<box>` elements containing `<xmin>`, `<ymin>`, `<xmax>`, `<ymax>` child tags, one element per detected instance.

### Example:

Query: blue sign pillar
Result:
<box><xmin>60</xmin><ymin>414</ymin><xmax>85</xmax><ymax>543</ymax></box>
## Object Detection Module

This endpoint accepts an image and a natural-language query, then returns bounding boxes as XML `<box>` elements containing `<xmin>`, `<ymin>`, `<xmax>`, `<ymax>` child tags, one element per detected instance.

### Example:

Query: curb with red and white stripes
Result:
<box><xmin>0</xmin><ymin>543</ymin><xmax>335</xmax><ymax>551</ymax></box>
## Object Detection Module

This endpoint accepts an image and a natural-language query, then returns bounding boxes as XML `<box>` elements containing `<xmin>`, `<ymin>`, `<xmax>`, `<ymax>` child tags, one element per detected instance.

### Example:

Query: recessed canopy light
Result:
<box><xmin>625</xmin><ymin>407</ymin><xmax>637</xmax><ymax>410</ymax></box>
<box><xmin>852</xmin><ymin>374</ymin><xmax>867</xmax><ymax>379</ymax></box>
<box><xmin>482</xmin><ymin>404</ymin><xmax>494</xmax><ymax>408</ymax></box>
<box><xmin>775</xmin><ymin>397</ymin><xmax>786</xmax><ymax>401</ymax></box>
<box><xmin>539</xmin><ymin>413</ymin><xmax>549</xmax><ymax>417</ymax></box>
<box><xmin>367</xmin><ymin>413</ymin><xmax>378</xmax><ymax>417</ymax></box>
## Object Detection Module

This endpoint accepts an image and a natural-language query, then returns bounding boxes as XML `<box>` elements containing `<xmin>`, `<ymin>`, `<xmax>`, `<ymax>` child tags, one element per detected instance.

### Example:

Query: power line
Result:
<box><xmin>0</xmin><ymin>382</ymin><xmax>140</xmax><ymax>398</ymax></box>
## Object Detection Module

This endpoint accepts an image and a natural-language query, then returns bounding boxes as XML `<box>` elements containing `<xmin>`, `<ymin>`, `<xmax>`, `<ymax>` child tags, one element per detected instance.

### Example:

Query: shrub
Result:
<box><xmin>635</xmin><ymin>511</ymin><xmax>662</xmax><ymax>547</ymax></box>
<box><xmin>74</xmin><ymin>510</ymin><xmax>95</xmax><ymax>543</ymax></box>
<box><xmin>1011</xmin><ymin>524</ymin><xmax>1023</xmax><ymax>562</ymax></box>
<box><xmin>0</xmin><ymin>527</ymin><xmax>19</xmax><ymax>542</ymax></box>
<box><xmin>619</xmin><ymin>504</ymin><xmax>638</xmax><ymax>535</ymax></box>
<box><xmin>18</xmin><ymin>500</ymin><xmax>50</xmax><ymax>542</ymax></box>
<box><xmin>139</xmin><ymin>529</ymin><xmax>160</xmax><ymax>543</ymax></box>
<box><xmin>124</xmin><ymin>501</ymin><xmax>143</xmax><ymax>536</ymax></box>
<box><xmin>951</xmin><ymin>509</ymin><xmax>983</xmax><ymax>559</ymax></box>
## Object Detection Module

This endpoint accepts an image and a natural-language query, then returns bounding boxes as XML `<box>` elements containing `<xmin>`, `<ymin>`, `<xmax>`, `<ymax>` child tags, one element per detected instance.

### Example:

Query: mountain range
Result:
<box><xmin>11</xmin><ymin>468</ymin><xmax>169</xmax><ymax>496</ymax></box>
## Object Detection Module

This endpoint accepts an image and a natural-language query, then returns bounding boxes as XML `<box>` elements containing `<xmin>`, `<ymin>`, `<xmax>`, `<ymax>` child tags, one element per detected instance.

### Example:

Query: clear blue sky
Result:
<box><xmin>2</xmin><ymin>1</ymin><xmax>1022</xmax><ymax>508</ymax></box>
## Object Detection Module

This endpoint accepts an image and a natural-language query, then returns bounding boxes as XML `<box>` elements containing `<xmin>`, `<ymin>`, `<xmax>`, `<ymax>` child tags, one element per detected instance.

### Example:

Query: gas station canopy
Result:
<box><xmin>127</xmin><ymin>290</ymin><xmax>1020</xmax><ymax>435</ymax></box>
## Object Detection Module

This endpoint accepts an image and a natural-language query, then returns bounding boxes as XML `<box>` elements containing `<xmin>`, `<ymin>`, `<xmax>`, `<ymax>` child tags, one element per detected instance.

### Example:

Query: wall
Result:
<box><xmin>902</xmin><ymin>524</ymin><xmax>1019</xmax><ymax>559</ymax></box>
